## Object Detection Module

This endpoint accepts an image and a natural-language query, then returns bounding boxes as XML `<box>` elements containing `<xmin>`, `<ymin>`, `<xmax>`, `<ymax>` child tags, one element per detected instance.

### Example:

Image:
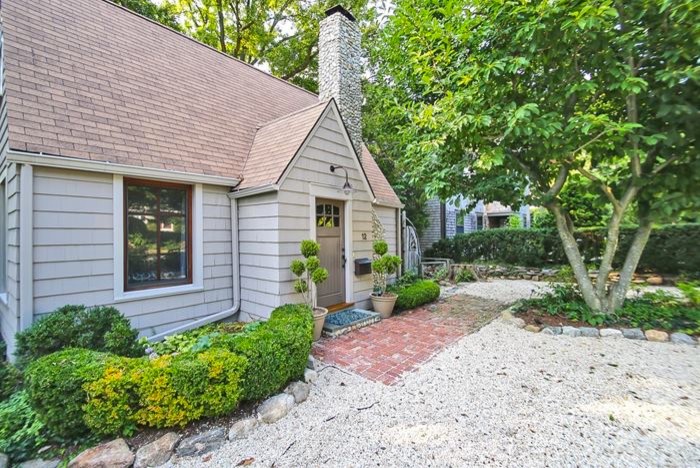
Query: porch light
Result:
<box><xmin>329</xmin><ymin>165</ymin><xmax>353</xmax><ymax>195</ymax></box>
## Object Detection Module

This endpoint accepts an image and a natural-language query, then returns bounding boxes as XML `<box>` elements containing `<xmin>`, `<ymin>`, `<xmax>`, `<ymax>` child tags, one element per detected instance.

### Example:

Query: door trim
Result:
<box><xmin>308</xmin><ymin>185</ymin><xmax>353</xmax><ymax>304</ymax></box>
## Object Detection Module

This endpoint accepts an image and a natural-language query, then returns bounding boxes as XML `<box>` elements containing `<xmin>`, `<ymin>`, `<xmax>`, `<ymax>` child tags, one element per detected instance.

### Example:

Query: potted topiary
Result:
<box><xmin>370</xmin><ymin>240</ymin><xmax>402</xmax><ymax>318</ymax></box>
<box><xmin>290</xmin><ymin>239</ymin><xmax>329</xmax><ymax>341</ymax></box>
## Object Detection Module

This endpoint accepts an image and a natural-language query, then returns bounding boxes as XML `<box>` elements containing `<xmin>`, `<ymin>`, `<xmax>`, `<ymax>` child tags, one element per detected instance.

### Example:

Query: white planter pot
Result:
<box><xmin>370</xmin><ymin>293</ymin><xmax>397</xmax><ymax>319</ymax></box>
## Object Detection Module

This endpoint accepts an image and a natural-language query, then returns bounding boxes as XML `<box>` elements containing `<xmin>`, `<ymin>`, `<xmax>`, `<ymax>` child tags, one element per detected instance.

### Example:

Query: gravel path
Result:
<box><xmin>171</xmin><ymin>316</ymin><xmax>700</xmax><ymax>466</ymax></box>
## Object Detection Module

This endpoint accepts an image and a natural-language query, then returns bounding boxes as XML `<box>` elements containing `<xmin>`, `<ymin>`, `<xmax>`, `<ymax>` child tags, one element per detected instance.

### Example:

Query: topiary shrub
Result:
<box><xmin>15</xmin><ymin>305</ymin><xmax>141</xmax><ymax>367</ymax></box>
<box><xmin>0</xmin><ymin>390</ymin><xmax>54</xmax><ymax>463</ymax></box>
<box><xmin>24</xmin><ymin>348</ymin><xmax>108</xmax><ymax>439</ymax></box>
<box><xmin>393</xmin><ymin>280</ymin><xmax>441</xmax><ymax>311</ymax></box>
<box><xmin>223</xmin><ymin>304</ymin><xmax>313</xmax><ymax>401</ymax></box>
<box><xmin>0</xmin><ymin>361</ymin><xmax>22</xmax><ymax>402</ymax></box>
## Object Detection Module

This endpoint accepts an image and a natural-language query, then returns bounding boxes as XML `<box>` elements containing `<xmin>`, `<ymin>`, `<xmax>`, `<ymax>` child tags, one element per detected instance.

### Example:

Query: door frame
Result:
<box><xmin>308</xmin><ymin>184</ymin><xmax>353</xmax><ymax>305</ymax></box>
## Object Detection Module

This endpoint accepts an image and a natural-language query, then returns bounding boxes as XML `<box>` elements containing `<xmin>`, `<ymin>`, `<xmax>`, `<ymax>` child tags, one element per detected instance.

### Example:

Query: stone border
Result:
<box><xmin>323</xmin><ymin>309</ymin><xmax>381</xmax><ymax>337</ymax></box>
<box><xmin>63</xmin><ymin>362</ymin><xmax>320</xmax><ymax>468</ymax></box>
<box><xmin>500</xmin><ymin>309</ymin><xmax>697</xmax><ymax>346</ymax></box>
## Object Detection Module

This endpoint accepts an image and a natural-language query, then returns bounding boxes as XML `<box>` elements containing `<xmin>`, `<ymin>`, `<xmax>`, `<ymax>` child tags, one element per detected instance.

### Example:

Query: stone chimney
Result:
<box><xmin>319</xmin><ymin>5</ymin><xmax>362</xmax><ymax>158</ymax></box>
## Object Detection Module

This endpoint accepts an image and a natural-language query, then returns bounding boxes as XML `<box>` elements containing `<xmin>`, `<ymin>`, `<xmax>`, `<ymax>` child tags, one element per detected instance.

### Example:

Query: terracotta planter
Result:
<box><xmin>371</xmin><ymin>293</ymin><xmax>397</xmax><ymax>319</ymax></box>
<box><xmin>312</xmin><ymin>307</ymin><xmax>328</xmax><ymax>341</ymax></box>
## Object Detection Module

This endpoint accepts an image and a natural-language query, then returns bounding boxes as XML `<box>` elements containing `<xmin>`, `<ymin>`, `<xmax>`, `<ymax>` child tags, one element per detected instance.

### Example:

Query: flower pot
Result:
<box><xmin>312</xmin><ymin>307</ymin><xmax>328</xmax><ymax>341</ymax></box>
<box><xmin>371</xmin><ymin>293</ymin><xmax>398</xmax><ymax>319</ymax></box>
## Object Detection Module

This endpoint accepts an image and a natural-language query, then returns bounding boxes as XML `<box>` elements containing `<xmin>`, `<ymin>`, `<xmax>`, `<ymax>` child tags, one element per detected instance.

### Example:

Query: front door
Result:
<box><xmin>315</xmin><ymin>199</ymin><xmax>345</xmax><ymax>308</ymax></box>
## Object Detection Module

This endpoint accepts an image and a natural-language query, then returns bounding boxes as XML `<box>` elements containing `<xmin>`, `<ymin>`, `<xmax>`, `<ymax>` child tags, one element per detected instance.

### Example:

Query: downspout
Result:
<box><xmin>19</xmin><ymin>163</ymin><xmax>33</xmax><ymax>331</ymax></box>
<box><xmin>148</xmin><ymin>194</ymin><xmax>241</xmax><ymax>342</ymax></box>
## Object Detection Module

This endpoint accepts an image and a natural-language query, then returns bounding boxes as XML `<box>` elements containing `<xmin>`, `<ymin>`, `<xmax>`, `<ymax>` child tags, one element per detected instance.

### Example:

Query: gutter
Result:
<box><xmin>228</xmin><ymin>183</ymin><xmax>279</xmax><ymax>199</ymax></box>
<box><xmin>7</xmin><ymin>149</ymin><xmax>240</xmax><ymax>187</ymax></box>
<box><xmin>148</xmin><ymin>195</ymin><xmax>242</xmax><ymax>341</ymax></box>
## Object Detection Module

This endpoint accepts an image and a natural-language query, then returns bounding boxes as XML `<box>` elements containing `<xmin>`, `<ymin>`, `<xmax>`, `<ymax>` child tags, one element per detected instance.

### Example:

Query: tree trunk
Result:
<box><xmin>216</xmin><ymin>0</ymin><xmax>226</xmax><ymax>52</ymax></box>
<box><xmin>607</xmin><ymin>219</ymin><xmax>652</xmax><ymax>312</ymax></box>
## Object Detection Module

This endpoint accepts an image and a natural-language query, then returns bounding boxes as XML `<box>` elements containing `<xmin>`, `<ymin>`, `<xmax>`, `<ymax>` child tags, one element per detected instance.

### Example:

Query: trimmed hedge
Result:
<box><xmin>425</xmin><ymin>223</ymin><xmax>700</xmax><ymax>275</ymax></box>
<box><xmin>0</xmin><ymin>361</ymin><xmax>22</xmax><ymax>402</ymax></box>
<box><xmin>15</xmin><ymin>305</ymin><xmax>142</xmax><ymax>367</ymax></box>
<box><xmin>393</xmin><ymin>280</ymin><xmax>441</xmax><ymax>310</ymax></box>
<box><xmin>24</xmin><ymin>304</ymin><xmax>313</xmax><ymax>438</ymax></box>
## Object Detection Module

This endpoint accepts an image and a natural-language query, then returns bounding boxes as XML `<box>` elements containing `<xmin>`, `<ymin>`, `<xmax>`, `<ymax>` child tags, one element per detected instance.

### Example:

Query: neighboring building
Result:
<box><xmin>0</xmin><ymin>1</ymin><xmax>402</xmax><ymax>356</ymax></box>
<box><xmin>419</xmin><ymin>197</ymin><xmax>530</xmax><ymax>251</ymax></box>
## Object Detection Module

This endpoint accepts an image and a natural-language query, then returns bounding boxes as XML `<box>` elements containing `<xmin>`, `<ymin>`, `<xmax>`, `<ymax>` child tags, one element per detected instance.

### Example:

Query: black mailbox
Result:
<box><xmin>354</xmin><ymin>258</ymin><xmax>372</xmax><ymax>276</ymax></box>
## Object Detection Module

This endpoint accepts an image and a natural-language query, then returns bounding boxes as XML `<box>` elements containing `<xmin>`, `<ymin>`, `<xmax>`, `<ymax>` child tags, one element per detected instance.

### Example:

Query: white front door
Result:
<box><xmin>315</xmin><ymin>199</ymin><xmax>345</xmax><ymax>308</ymax></box>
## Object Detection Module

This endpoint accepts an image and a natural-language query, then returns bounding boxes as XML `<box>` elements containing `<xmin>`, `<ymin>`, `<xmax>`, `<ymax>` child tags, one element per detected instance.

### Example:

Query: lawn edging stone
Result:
<box><xmin>500</xmin><ymin>308</ymin><xmax>697</xmax><ymax>346</ymax></box>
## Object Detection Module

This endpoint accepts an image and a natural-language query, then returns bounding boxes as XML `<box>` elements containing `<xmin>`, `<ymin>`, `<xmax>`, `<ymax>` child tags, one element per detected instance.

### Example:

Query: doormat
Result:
<box><xmin>323</xmin><ymin>309</ymin><xmax>381</xmax><ymax>337</ymax></box>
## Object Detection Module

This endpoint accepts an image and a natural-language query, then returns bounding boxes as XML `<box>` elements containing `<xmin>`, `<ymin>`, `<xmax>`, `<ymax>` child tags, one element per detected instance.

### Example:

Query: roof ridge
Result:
<box><xmin>239</xmin><ymin>101</ymin><xmax>328</xmax><ymax>183</ymax></box>
<box><xmin>97</xmin><ymin>0</ymin><xmax>318</xmax><ymax>100</ymax></box>
<box><xmin>256</xmin><ymin>101</ymin><xmax>328</xmax><ymax>130</ymax></box>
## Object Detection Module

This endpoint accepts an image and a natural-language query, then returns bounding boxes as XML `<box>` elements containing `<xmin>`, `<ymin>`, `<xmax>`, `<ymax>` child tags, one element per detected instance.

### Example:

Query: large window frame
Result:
<box><xmin>123</xmin><ymin>178</ymin><xmax>193</xmax><ymax>292</ymax></box>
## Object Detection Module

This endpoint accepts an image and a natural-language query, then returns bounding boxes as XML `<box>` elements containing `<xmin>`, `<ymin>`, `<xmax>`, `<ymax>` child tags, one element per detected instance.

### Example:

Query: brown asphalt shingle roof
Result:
<box><xmin>2</xmin><ymin>0</ymin><xmax>400</xmax><ymax>205</ymax></box>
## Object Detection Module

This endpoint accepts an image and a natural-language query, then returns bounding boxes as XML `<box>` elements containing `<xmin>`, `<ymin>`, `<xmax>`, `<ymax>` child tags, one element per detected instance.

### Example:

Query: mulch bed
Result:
<box><xmin>515</xmin><ymin>307</ymin><xmax>608</xmax><ymax>329</ymax></box>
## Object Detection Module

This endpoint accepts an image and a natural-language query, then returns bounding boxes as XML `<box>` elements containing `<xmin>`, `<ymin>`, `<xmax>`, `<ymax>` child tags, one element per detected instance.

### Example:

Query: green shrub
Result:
<box><xmin>515</xmin><ymin>285</ymin><xmax>700</xmax><ymax>332</ymax></box>
<box><xmin>24</xmin><ymin>348</ymin><xmax>108</xmax><ymax>439</ymax></box>
<box><xmin>455</xmin><ymin>268</ymin><xmax>476</xmax><ymax>283</ymax></box>
<box><xmin>15</xmin><ymin>305</ymin><xmax>141</xmax><ymax>367</ymax></box>
<box><xmin>425</xmin><ymin>223</ymin><xmax>700</xmax><ymax>275</ymax></box>
<box><xmin>84</xmin><ymin>349</ymin><xmax>247</xmax><ymax>435</ymax></box>
<box><xmin>0</xmin><ymin>391</ymin><xmax>54</xmax><ymax>463</ymax></box>
<box><xmin>678</xmin><ymin>281</ymin><xmax>700</xmax><ymax>306</ymax></box>
<box><xmin>0</xmin><ymin>361</ymin><xmax>22</xmax><ymax>402</ymax></box>
<box><xmin>393</xmin><ymin>280</ymin><xmax>441</xmax><ymax>310</ymax></box>
<box><xmin>223</xmin><ymin>304</ymin><xmax>313</xmax><ymax>401</ymax></box>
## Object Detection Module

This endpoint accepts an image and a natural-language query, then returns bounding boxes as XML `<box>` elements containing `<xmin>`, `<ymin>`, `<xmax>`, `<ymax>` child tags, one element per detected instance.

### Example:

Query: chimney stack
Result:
<box><xmin>319</xmin><ymin>5</ymin><xmax>362</xmax><ymax>158</ymax></box>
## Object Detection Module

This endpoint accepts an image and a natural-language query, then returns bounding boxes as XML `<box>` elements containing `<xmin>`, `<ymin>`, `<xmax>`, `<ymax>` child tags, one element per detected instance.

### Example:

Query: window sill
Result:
<box><xmin>114</xmin><ymin>283</ymin><xmax>203</xmax><ymax>303</ymax></box>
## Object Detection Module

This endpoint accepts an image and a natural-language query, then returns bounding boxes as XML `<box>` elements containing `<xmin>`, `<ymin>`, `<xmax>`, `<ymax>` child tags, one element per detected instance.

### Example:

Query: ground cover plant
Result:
<box><xmin>514</xmin><ymin>283</ymin><xmax>700</xmax><ymax>334</ymax></box>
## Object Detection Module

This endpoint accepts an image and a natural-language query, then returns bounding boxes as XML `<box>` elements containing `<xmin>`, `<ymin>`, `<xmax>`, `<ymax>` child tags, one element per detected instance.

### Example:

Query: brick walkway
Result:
<box><xmin>313</xmin><ymin>294</ymin><xmax>504</xmax><ymax>385</ymax></box>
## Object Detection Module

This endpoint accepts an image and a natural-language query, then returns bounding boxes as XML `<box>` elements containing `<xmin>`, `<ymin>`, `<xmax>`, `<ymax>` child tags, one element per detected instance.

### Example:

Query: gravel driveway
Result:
<box><xmin>171</xmin><ymin>281</ymin><xmax>699</xmax><ymax>467</ymax></box>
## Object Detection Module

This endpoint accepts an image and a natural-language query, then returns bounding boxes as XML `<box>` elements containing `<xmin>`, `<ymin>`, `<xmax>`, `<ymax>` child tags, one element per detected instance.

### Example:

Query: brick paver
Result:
<box><xmin>313</xmin><ymin>294</ymin><xmax>504</xmax><ymax>385</ymax></box>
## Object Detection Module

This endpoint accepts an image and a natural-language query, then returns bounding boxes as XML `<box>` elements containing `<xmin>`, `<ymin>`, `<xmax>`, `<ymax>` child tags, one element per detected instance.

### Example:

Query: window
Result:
<box><xmin>316</xmin><ymin>203</ymin><xmax>340</xmax><ymax>228</ymax></box>
<box><xmin>124</xmin><ymin>179</ymin><xmax>192</xmax><ymax>291</ymax></box>
<box><xmin>476</xmin><ymin>213</ymin><xmax>484</xmax><ymax>230</ymax></box>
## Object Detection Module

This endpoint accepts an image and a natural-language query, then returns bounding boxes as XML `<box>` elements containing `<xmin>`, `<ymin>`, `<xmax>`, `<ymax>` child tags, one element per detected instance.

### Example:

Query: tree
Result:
<box><xmin>372</xmin><ymin>0</ymin><xmax>699</xmax><ymax>314</ymax></box>
<box><xmin>165</xmin><ymin>0</ymin><xmax>376</xmax><ymax>92</ymax></box>
<box><xmin>111</xmin><ymin>0</ymin><xmax>182</xmax><ymax>31</ymax></box>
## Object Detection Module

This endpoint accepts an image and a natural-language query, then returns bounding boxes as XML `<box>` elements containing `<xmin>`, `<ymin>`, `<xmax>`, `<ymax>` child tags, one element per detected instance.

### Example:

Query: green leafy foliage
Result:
<box><xmin>24</xmin><ymin>349</ymin><xmax>109</xmax><ymax>439</ymax></box>
<box><xmin>507</xmin><ymin>215</ymin><xmax>522</xmax><ymax>229</ymax></box>
<box><xmin>678</xmin><ymin>281</ymin><xmax>700</xmax><ymax>306</ymax></box>
<box><xmin>0</xmin><ymin>391</ymin><xmax>56</xmax><ymax>463</ymax></box>
<box><xmin>391</xmin><ymin>280</ymin><xmax>441</xmax><ymax>311</ymax></box>
<box><xmin>15</xmin><ymin>305</ymin><xmax>141</xmax><ymax>367</ymax></box>
<box><xmin>291</xmin><ymin>240</ymin><xmax>329</xmax><ymax>309</ymax></box>
<box><xmin>426</xmin><ymin>224</ymin><xmax>700</xmax><ymax>275</ymax></box>
<box><xmin>515</xmin><ymin>285</ymin><xmax>700</xmax><ymax>333</ymax></box>
<box><xmin>455</xmin><ymin>269</ymin><xmax>476</xmax><ymax>283</ymax></box>
<box><xmin>371</xmin><ymin>241</ymin><xmax>402</xmax><ymax>295</ymax></box>
<box><xmin>373</xmin><ymin>240</ymin><xmax>389</xmax><ymax>256</ymax></box>
<box><xmin>370</xmin><ymin>0</ymin><xmax>699</xmax><ymax>313</ymax></box>
<box><xmin>24</xmin><ymin>305</ymin><xmax>312</xmax><ymax>438</ymax></box>
<box><xmin>0</xmin><ymin>361</ymin><xmax>22</xmax><ymax>402</ymax></box>
<box><xmin>223</xmin><ymin>304</ymin><xmax>313</xmax><ymax>401</ymax></box>
<box><xmin>146</xmin><ymin>322</ymin><xmax>247</xmax><ymax>355</ymax></box>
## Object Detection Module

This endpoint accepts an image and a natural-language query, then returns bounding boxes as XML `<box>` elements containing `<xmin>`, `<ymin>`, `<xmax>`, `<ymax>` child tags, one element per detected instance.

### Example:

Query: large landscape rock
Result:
<box><xmin>645</xmin><ymin>330</ymin><xmax>669</xmax><ymax>342</ymax></box>
<box><xmin>670</xmin><ymin>333</ymin><xmax>695</xmax><ymax>346</ymax></box>
<box><xmin>304</xmin><ymin>369</ymin><xmax>318</xmax><ymax>384</ymax></box>
<box><xmin>258</xmin><ymin>393</ymin><xmax>295</xmax><ymax>424</ymax></box>
<box><xmin>524</xmin><ymin>325</ymin><xmax>540</xmax><ymax>333</ymax></box>
<box><xmin>229</xmin><ymin>418</ymin><xmax>258</xmax><ymax>440</ymax></box>
<box><xmin>286</xmin><ymin>381</ymin><xmax>311</xmax><ymax>404</ymax></box>
<box><xmin>561</xmin><ymin>326</ymin><xmax>581</xmax><ymax>337</ymax></box>
<box><xmin>68</xmin><ymin>439</ymin><xmax>134</xmax><ymax>468</ymax></box>
<box><xmin>621</xmin><ymin>328</ymin><xmax>645</xmax><ymax>340</ymax></box>
<box><xmin>541</xmin><ymin>326</ymin><xmax>561</xmax><ymax>335</ymax></box>
<box><xmin>176</xmin><ymin>428</ymin><xmax>226</xmax><ymax>458</ymax></box>
<box><xmin>134</xmin><ymin>432</ymin><xmax>180</xmax><ymax>468</ymax></box>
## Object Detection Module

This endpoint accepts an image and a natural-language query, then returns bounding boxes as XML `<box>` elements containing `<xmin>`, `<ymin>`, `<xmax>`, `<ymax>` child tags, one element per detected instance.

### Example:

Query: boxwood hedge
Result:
<box><xmin>23</xmin><ymin>303</ymin><xmax>313</xmax><ymax>438</ymax></box>
<box><xmin>425</xmin><ymin>223</ymin><xmax>700</xmax><ymax>275</ymax></box>
<box><xmin>393</xmin><ymin>280</ymin><xmax>441</xmax><ymax>310</ymax></box>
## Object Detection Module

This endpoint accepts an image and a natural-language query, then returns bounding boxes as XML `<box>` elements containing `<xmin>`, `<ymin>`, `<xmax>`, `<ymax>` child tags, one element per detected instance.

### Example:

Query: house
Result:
<box><xmin>419</xmin><ymin>197</ymin><xmax>530</xmax><ymax>251</ymax></box>
<box><xmin>0</xmin><ymin>0</ymin><xmax>403</xmax><ymax>356</ymax></box>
